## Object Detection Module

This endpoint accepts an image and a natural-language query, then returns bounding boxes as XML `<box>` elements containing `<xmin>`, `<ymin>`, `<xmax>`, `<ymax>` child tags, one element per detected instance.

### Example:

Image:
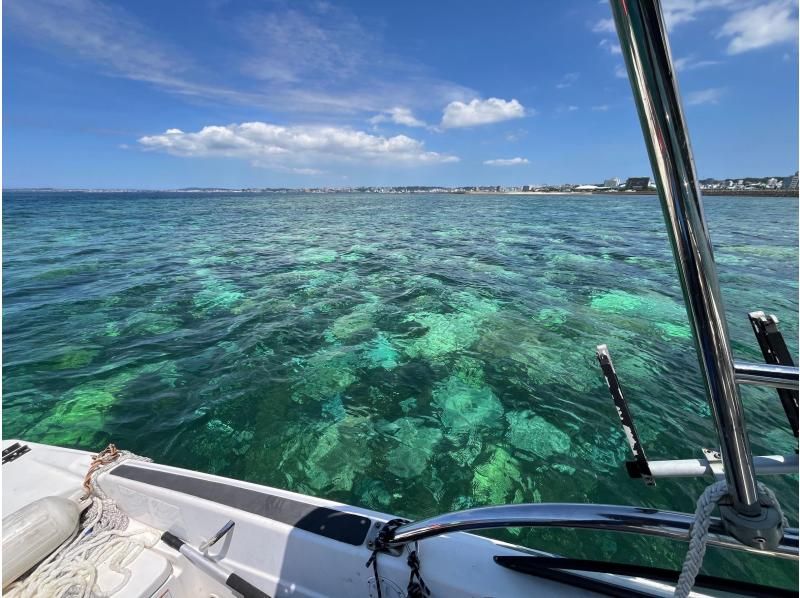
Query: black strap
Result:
<box><xmin>406</xmin><ymin>545</ymin><xmax>430</xmax><ymax>597</ymax></box>
<box><xmin>365</xmin><ymin>550</ymin><xmax>383</xmax><ymax>598</ymax></box>
<box><xmin>364</xmin><ymin>519</ymin><xmax>408</xmax><ymax>598</ymax></box>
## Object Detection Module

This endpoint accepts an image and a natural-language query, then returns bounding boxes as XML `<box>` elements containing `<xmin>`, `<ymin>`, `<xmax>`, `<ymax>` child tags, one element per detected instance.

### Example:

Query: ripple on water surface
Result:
<box><xmin>3</xmin><ymin>192</ymin><xmax>798</xmax><ymax>589</ymax></box>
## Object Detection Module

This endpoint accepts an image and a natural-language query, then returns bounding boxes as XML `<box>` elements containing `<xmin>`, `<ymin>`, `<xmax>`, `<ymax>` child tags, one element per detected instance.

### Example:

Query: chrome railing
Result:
<box><xmin>609</xmin><ymin>0</ymin><xmax>761</xmax><ymax>517</ymax></box>
<box><xmin>383</xmin><ymin>503</ymin><xmax>799</xmax><ymax>560</ymax></box>
<box><xmin>734</xmin><ymin>361</ymin><xmax>799</xmax><ymax>391</ymax></box>
<box><xmin>647</xmin><ymin>454</ymin><xmax>798</xmax><ymax>479</ymax></box>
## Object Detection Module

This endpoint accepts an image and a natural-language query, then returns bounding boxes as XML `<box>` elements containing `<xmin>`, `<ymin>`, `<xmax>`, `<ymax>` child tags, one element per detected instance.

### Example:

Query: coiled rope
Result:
<box><xmin>7</xmin><ymin>445</ymin><xmax>157</xmax><ymax>598</ymax></box>
<box><xmin>674</xmin><ymin>481</ymin><xmax>786</xmax><ymax>598</ymax></box>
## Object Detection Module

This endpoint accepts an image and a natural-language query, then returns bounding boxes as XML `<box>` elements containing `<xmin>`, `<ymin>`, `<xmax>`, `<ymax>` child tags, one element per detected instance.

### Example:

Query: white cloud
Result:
<box><xmin>598</xmin><ymin>39</ymin><xmax>622</xmax><ymax>54</ymax></box>
<box><xmin>369</xmin><ymin>107</ymin><xmax>426</xmax><ymax>128</ymax></box>
<box><xmin>718</xmin><ymin>1</ymin><xmax>798</xmax><ymax>54</ymax></box>
<box><xmin>592</xmin><ymin>18</ymin><xmax>616</xmax><ymax>33</ymax></box>
<box><xmin>138</xmin><ymin>122</ymin><xmax>459</xmax><ymax>170</ymax></box>
<box><xmin>673</xmin><ymin>55</ymin><xmax>721</xmax><ymax>71</ymax></box>
<box><xmin>239</xmin><ymin>7</ymin><xmax>371</xmax><ymax>84</ymax></box>
<box><xmin>6</xmin><ymin>0</ymin><xmax>476</xmax><ymax>117</ymax></box>
<box><xmin>441</xmin><ymin>98</ymin><xmax>526</xmax><ymax>128</ymax></box>
<box><xmin>661</xmin><ymin>0</ymin><xmax>737</xmax><ymax>30</ymax></box>
<box><xmin>5</xmin><ymin>0</ymin><xmax>199</xmax><ymax>94</ymax></box>
<box><xmin>592</xmin><ymin>0</ymin><xmax>773</xmax><ymax>41</ymax></box>
<box><xmin>3</xmin><ymin>0</ymin><xmax>302</xmax><ymax>109</ymax></box>
<box><xmin>685</xmin><ymin>87</ymin><xmax>725</xmax><ymax>105</ymax></box>
<box><xmin>660</xmin><ymin>0</ymin><xmax>797</xmax><ymax>49</ymax></box>
<box><xmin>483</xmin><ymin>157</ymin><xmax>529</xmax><ymax>166</ymax></box>
<box><xmin>234</xmin><ymin>3</ymin><xmax>476</xmax><ymax>115</ymax></box>
<box><xmin>593</xmin><ymin>4</ymin><xmax>733</xmax><ymax>34</ymax></box>
<box><xmin>556</xmin><ymin>72</ymin><xmax>580</xmax><ymax>89</ymax></box>
<box><xmin>591</xmin><ymin>104</ymin><xmax>610</xmax><ymax>111</ymax></box>
<box><xmin>614</xmin><ymin>64</ymin><xmax>628</xmax><ymax>79</ymax></box>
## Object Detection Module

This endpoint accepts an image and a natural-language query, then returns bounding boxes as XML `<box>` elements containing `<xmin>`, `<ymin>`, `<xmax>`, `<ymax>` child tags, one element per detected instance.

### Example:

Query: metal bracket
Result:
<box><xmin>199</xmin><ymin>520</ymin><xmax>235</xmax><ymax>552</ymax></box>
<box><xmin>596</xmin><ymin>345</ymin><xmax>655</xmax><ymax>486</ymax></box>
<box><xmin>2</xmin><ymin>443</ymin><xmax>31</xmax><ymax>465</ymax></box>
<box><xmin>719</xmin><ymin>501</ymin><xmax>786</xmax><ymax>550</ymax></box>
<box><xmin>748</xmin><ymin>311</ymin><xmax>799</xmax><ymax>437</ymax></box>
<box><xmin>701</xmin><ymin>448</ymin><xmax>725</xmax><ymax>481</ymax></box>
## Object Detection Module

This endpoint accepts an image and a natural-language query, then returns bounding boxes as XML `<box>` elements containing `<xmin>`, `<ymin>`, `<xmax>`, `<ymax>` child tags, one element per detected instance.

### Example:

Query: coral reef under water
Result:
<box><xmin>4</xmin><ymin>192</ymin><xmax>798</xmax><ymax>590</ymax></box>
<box><xmin>505</xmin><ymin>410</ymin><xmax>572</xmax><ymax>459</ymax></box>
<box><xmin>384</xmin><ymin>417</ymin><xmax>443</xmax><ymax>478</ymax></box>
<box><xmin>433</xmin><ymin>375</ymin><xmax>504</xmax><ymax>443</ymax></box>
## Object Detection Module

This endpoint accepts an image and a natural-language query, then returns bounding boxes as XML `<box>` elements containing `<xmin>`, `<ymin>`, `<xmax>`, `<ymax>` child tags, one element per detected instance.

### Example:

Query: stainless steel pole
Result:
<box><xmin>609</xmin><ymin>0</ymin><xmax>759</xmax><ymax>513</ymax></box>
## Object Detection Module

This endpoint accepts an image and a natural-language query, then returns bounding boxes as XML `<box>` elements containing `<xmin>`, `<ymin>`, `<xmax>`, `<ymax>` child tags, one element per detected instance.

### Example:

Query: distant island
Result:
<box><xmin>8</xmin><ymin>173</ymin><xmax>799</xmax><ymax>197</ymax></box>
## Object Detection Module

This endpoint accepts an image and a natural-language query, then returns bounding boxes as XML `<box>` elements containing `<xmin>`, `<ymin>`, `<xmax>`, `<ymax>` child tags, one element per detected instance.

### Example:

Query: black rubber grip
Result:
<box><xmin>226</xmin><ymin>573</ymin><xmax>270</xmax><ymax>598</ymax></box>
<box><xmin>161</xmin><ymin>531</ymin><xmax>185</xmax><ymax>551</ymax></box>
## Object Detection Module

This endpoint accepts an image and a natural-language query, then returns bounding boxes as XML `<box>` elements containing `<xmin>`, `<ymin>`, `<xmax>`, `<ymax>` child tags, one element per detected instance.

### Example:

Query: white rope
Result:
<box><xmin>7</xmin><ymin>521</ymin><xmax>161</xmax><ymax>598</ymax></box>
<box><xmin>7</xmin><ymin>447</ymin><xmax>158</xmax><ymax>598</ymax></box>
<box><xmin>674</xmin><ymin>481</ymin><xmax>786</xmax><ymax>598</ymax></box>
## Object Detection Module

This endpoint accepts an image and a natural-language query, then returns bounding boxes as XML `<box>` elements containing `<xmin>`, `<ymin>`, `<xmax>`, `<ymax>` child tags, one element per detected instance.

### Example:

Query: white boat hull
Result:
<box><xmin>2</xmin><ymin>440</ymin><xmax>689</xmax><ymax>597</ymax></box>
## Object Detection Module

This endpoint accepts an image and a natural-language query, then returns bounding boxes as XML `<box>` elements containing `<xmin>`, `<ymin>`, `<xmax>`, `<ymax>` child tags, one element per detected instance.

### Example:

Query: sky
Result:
<box><xmin>3</xmin><ymin>0</ymin><xmax>799</xmax><ymax>188</ymax></box>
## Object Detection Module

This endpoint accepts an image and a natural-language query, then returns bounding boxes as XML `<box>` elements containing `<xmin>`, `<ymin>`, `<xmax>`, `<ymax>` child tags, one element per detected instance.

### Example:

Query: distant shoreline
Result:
<box><xmin>467</xmin><ymin>189</ymin><xmax>799</xmax><ymax>197</ymax></box>
<box><xmin>5</xmin><ymin>188</ymin><xmax>798</xmax><ymax>198</ymax></box>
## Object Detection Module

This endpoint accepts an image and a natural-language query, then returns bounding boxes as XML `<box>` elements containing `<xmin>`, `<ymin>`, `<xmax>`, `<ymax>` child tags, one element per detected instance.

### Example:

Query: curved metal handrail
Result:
<box><xmin>385</xmin><ymin>503</ymin><xmax>799</xmax><ymax>560</ymax></box>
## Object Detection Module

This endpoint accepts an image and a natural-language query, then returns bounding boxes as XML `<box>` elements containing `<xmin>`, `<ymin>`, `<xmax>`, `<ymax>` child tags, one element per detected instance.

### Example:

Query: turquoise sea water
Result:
<box><xmin>3</xmin><ymin>191</ymin><xmax>798</xmax><ymax>587</ymax></box>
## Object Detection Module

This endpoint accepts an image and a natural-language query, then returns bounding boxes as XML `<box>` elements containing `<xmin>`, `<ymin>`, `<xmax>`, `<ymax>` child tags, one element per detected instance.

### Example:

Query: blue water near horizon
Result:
<box><xmin>3</xmin><ymin>191</ymin><xmax>798</xmax><ymax>588</ymax></box>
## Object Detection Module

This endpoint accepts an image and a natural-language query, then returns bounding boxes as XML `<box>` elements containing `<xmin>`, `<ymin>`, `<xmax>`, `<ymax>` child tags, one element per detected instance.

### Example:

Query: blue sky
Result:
<box><xmin>4</xmin><ymin>0</ymin><xmax>799</xmax><ymax>188</ymax></box>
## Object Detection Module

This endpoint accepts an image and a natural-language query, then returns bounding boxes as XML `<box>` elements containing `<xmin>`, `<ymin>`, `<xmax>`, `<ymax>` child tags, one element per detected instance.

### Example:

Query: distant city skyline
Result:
<box><xmin>4</xmin><ymin>1</ymin><xmax>799</xmax><ymax>188</ymax></box>
<box><xmin>8</xmin><ymin>170</ymin><xmax>799</xmax><ymax>192</ymax></box>
<box><xmin>9</xmin><ymin>171</ymin><xmax>798</xmax><ymax>193</ymax></box>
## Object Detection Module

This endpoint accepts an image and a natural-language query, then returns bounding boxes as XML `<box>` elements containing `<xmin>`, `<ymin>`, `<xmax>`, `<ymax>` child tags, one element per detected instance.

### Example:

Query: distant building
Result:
<box><xmin>604</xmin><ymin>177</ymin><xmax>621</xmax><ymax>188</ymax></box>
<box><xmin>522</xmin><ymin>185</ymin><xmax>532</xmax><ymax>192</ymax></box>
<box><xmin>625</xmin><ymin>177</ymin><xmax>650</xmax><ymax>190</ymax></box>
<box><xmin>783</xmin><ymin>172</ymin><xmax>799</xmax><ymax>191</ymax></box>
<box><xmin>767</xmin><ymin>177</ymin><xmax>779</xmax><ymax>187</ymax></box>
